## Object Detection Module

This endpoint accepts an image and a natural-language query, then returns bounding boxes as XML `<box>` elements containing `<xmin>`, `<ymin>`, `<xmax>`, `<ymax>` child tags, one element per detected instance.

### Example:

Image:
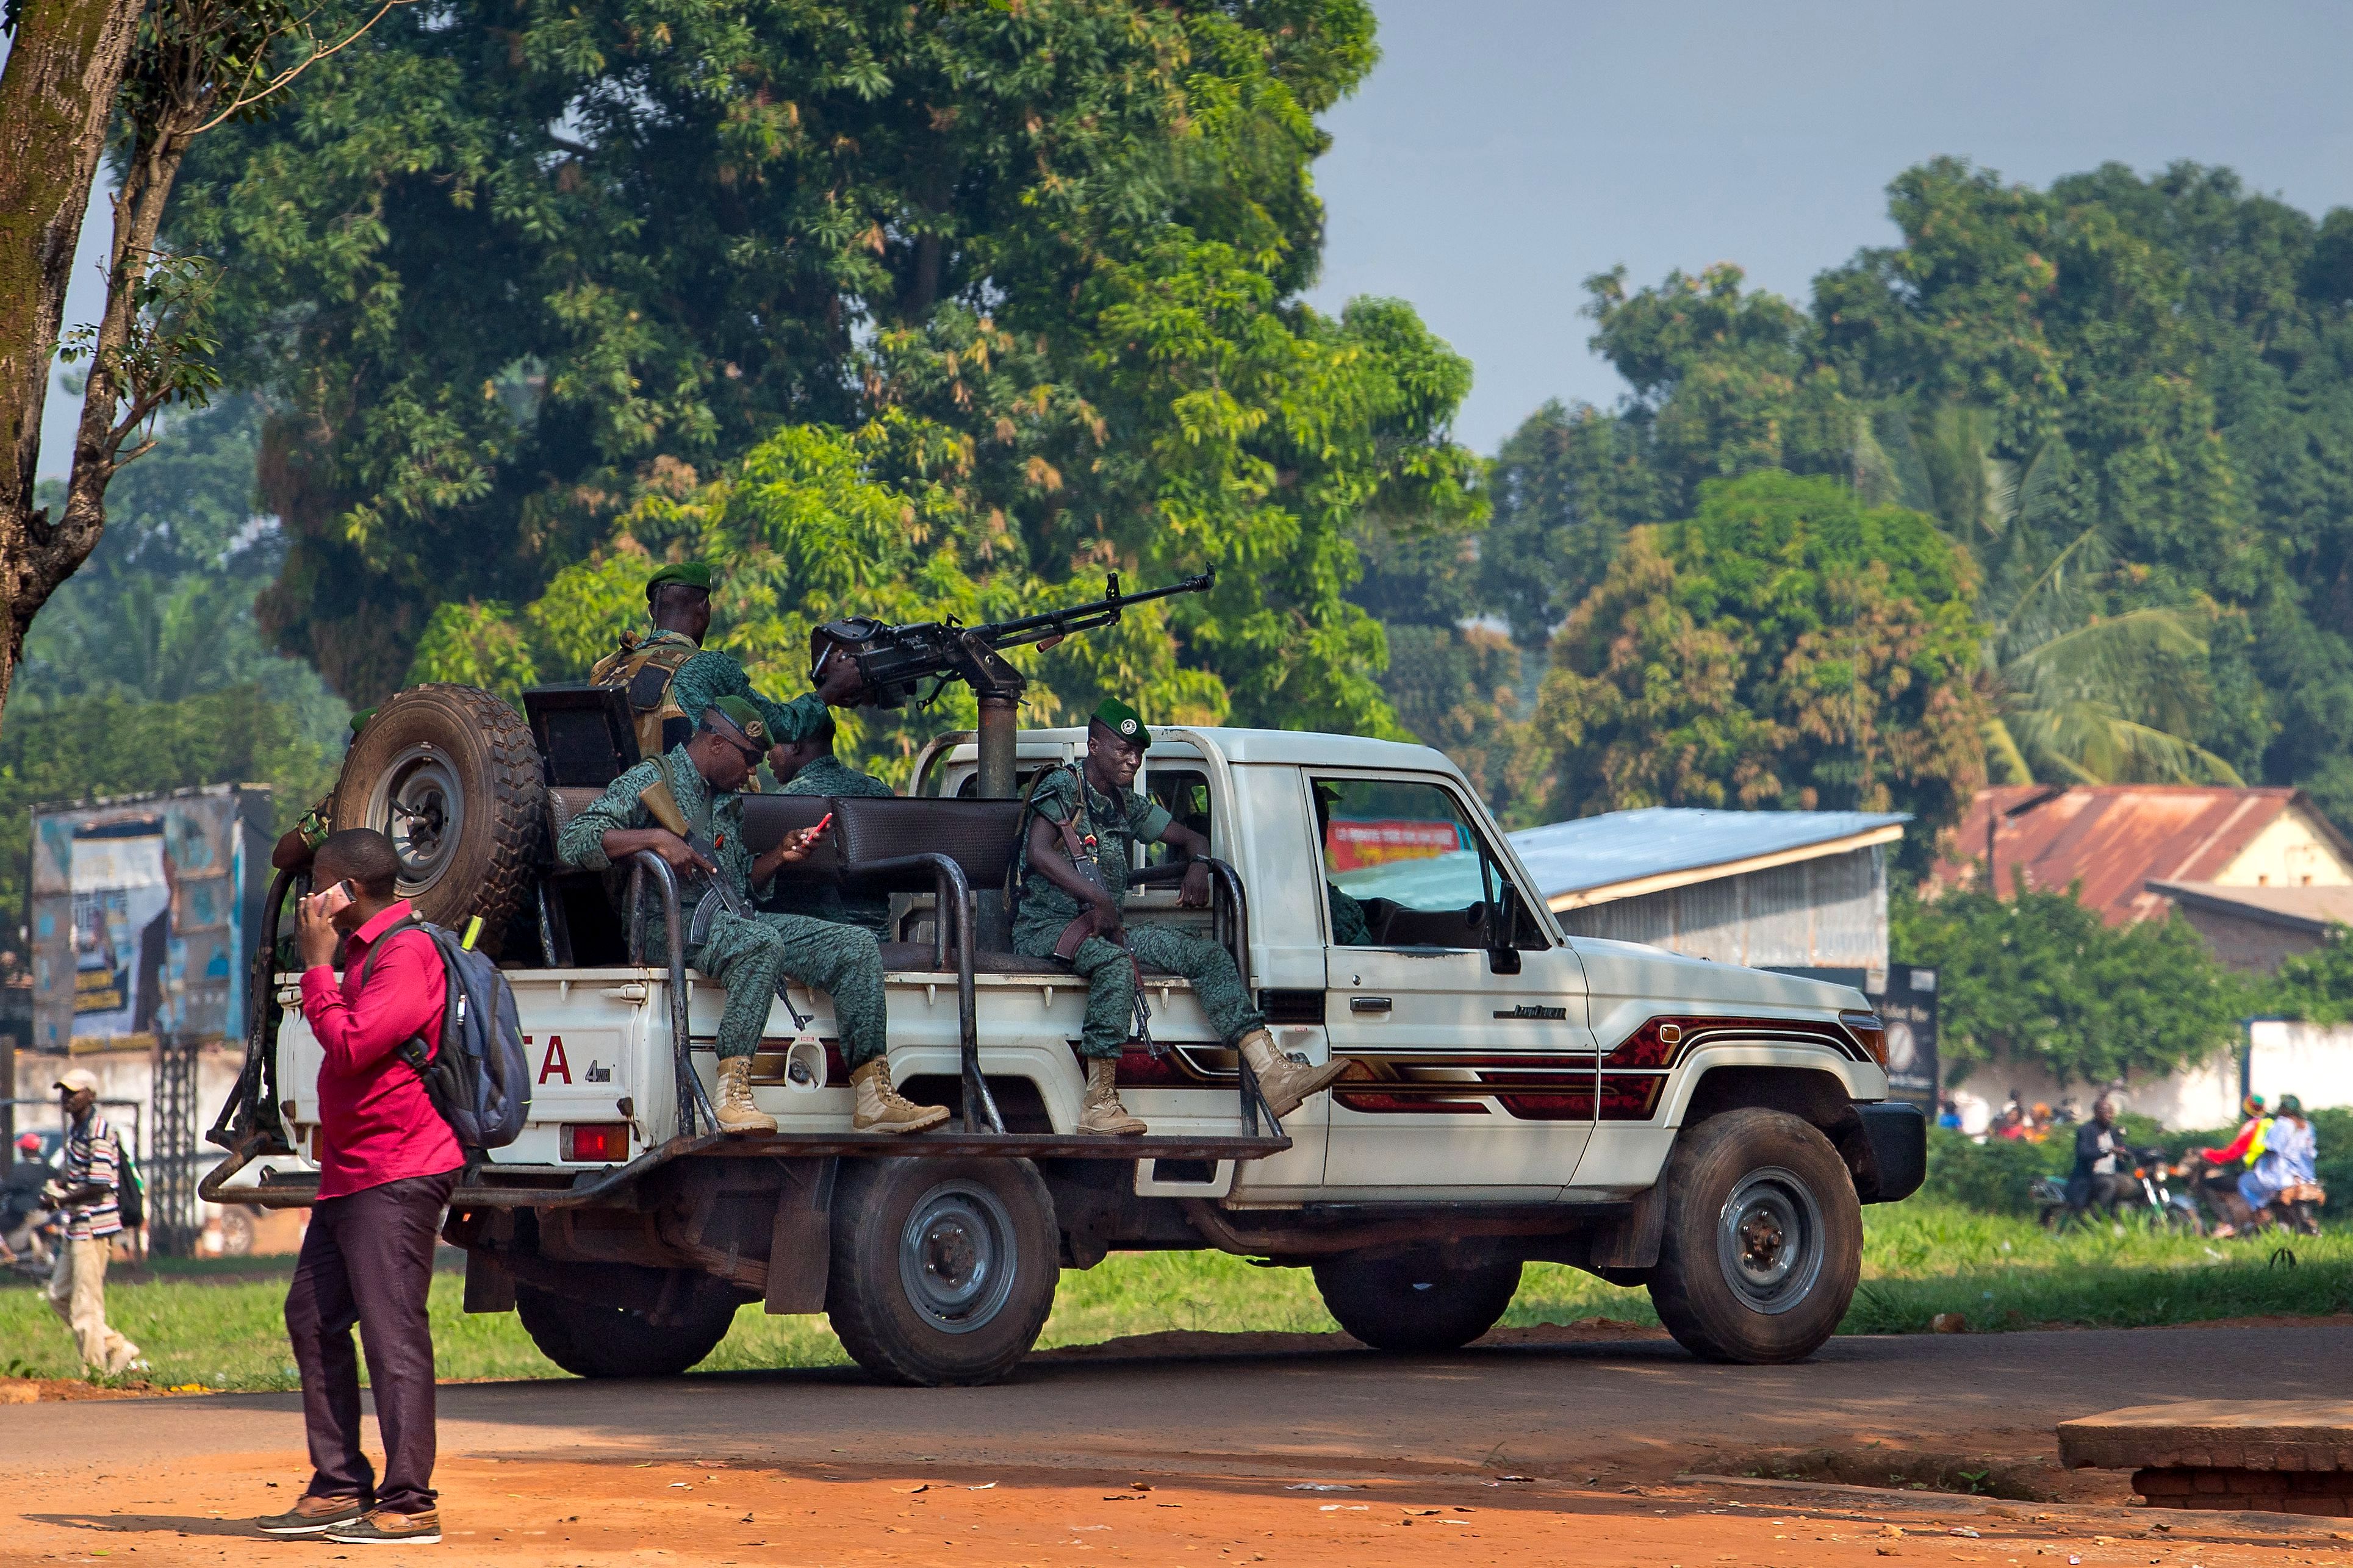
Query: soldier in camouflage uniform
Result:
<box><xmin>1012</xmin><ymin>698</ymin><xmax>1355</xmax><ymax>1135</ymax></box>
<box><xmin>556</xmin><ymin>696</ymin><xmax>944</xmax><ymax>1136</ymax></box>
<box><xmin>764</xmin><ymin>711</ymin><xmax>896</xmax><ymax>939</ymax></box>
<box><xmin>591</xmin><ymin>561</ymin><xmax>863</xmax><ymax>767</ymax></box>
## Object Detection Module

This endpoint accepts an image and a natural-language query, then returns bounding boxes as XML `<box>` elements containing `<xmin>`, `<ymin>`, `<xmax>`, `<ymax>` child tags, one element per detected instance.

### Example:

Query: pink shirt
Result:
<box><xmin>300</xmin><ymin>900</ymin><xmax>464</xmax><ymax>1200</ymax></box>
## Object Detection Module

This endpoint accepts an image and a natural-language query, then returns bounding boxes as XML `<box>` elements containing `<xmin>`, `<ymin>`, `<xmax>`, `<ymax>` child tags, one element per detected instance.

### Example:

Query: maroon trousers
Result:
<box><xmin>284</xmin><ymin>1168</ymin><xmax>457</xmax><ymax>1514</ymax></box>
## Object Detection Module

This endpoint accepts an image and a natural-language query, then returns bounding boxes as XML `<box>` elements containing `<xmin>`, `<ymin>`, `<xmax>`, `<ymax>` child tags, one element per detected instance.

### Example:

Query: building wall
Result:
<box><xmin>2215</xmin><ymin>809</ymin><xmax>2353</xmax><ymax>889</ymax></box>
<box><xmin>1557</xmin><ymin>845</ymin><xmax>1889</xmax><ymax>983</ymax></box>
<box><xmin>1951</xmin><ymin>1019</ymin><xmax>2353</xmax><ymax>1133</ymax></box>
<box><xmin>2174</xmin><ymin>906</ymin><xmax>2326</xmax><ymax>975</ymax></box>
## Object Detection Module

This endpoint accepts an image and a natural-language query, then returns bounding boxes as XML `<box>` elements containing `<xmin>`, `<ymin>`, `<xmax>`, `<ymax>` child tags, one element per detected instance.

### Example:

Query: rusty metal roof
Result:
<box><xmin>1932</xmin><ymin>785</ymin><xmax>2349</xmax><ymax>925</ymax></box>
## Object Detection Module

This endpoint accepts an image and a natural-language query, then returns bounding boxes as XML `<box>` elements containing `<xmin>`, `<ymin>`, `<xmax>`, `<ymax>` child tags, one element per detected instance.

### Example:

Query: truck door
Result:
<box><xmin>1312</xmin><ymin>773</ymin><xmax>1597</xmax><ymax>1199</ymax></box>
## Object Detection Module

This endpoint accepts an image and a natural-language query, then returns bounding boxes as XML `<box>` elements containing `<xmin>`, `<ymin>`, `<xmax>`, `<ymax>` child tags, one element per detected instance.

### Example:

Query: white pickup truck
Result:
<box><xmin>206</xmin><ymin>686</ymin><xmax>1924</xmax><ymax>1387</ymax></box>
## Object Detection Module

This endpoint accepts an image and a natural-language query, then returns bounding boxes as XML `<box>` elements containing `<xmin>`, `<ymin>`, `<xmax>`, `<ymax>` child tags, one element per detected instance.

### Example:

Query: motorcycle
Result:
<box><xmin>2033</xmin><ymin>1147</ymin><xmax>2202</xmax><ymax>1234</ymax></box>
<box><xmin>2183</xmin><ymin>1157</ymin><xmax>2326</xmax><ymax>1238</ymax></box>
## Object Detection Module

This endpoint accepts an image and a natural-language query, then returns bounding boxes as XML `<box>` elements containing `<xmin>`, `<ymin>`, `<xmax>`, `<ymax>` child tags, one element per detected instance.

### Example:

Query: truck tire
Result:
<box><xmin>514</xmin><ymin>1281</ymin><xmax>736</xmax><ymax>1378</ymax></box>
<box><xmin>1645</xmin><ymin>1107</ymin><xmax>1861</xmax><ymax>1365</ymax></box>
<box><xmin>825</xmin><ymin>1156</ymin><xmax>1058</xmax><ymax>1387</ymax></box>
<box><xmin>331</xmin><ymin>683</ymin><xmax>544</xmax><ymax>945</ymax></box>
<box><xmin>1312</xmin><ymin>1252</ymin><xmax>1521</xmax><ymax>1353</ymax></box>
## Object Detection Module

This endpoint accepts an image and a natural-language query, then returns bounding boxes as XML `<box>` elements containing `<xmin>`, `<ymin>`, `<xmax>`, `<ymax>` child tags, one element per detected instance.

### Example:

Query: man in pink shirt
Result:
<box><xmin>257</xmin><ymin>829</ymin><xmax>462</xmax><ymax>1547</ymax></box>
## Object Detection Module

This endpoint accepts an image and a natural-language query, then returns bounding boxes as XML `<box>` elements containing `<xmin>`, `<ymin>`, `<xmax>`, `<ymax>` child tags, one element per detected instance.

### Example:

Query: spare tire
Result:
<box><xmin>330</xmin><ymin>683</ymin><xmax>544</xmax><ymax>944</ymax></box>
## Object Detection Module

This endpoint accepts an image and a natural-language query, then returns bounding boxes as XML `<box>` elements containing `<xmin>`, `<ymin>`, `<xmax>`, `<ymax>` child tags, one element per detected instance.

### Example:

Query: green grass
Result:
<box><xmin>2</xmin><ymin>1203</ymin><xmax>2346</xmax><ymax>1392</ymax></box>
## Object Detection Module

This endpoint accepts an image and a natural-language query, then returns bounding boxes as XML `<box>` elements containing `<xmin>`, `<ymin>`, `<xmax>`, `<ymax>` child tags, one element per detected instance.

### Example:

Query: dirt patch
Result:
<box><xmin>0</xmin><ymin>1376</ymin><xmax>170</xmax><ymax>1403</ymax></box>
<box><xmin>1722</xmin><ymin>1445</ymin><xmax>2058</xmax><ymax>1502</ymax></box>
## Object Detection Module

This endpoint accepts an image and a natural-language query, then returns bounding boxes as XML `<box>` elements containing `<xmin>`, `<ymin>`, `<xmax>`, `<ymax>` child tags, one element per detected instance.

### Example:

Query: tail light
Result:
<box><xmin>561</xmin><ymin>1123</ymin><xmax>630</xmax><ymax>1162</ymax></box>
<box><xmin>1839</xmin><ymin>1011</ymin><xmax>1888</xmax><ymax>1064</ymax></box>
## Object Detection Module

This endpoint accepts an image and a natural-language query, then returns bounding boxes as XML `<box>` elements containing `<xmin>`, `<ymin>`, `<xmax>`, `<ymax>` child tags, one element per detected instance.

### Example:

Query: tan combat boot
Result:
<box><xmin>1076</xmin><ymin>1057</ymin><xmax>1147</xmax><ymax>1136</ymax></box>
<box><xmin>1238</xmin><ymin>1028</ymin><xmax>1353</xmax><ymax>1120</ymax></box>
<box><xmin>714</xmin><ymin>1055</ymin><xmax>777</xmax><ymax>1136</ymax></box>
<box><xmin>851</xmin><ymin>1059</ymin><xmax>950</xmax><ymax>1134</ymax></box>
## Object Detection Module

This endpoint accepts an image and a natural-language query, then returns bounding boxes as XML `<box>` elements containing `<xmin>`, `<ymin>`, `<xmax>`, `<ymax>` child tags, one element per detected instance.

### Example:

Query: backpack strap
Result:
<box><xmin>353</xmin><ymin>913</ymin><xmax>445</xmax><ymax>1082</ymax></box>
<box><xmin>1005</xmin><ymin>761</ymin><xmax>1083</xmax><ymax>926</ymax></box>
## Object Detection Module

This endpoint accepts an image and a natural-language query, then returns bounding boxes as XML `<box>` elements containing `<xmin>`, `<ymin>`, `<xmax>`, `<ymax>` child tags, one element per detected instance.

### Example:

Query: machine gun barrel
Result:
<box><xmin>810</xmin><ymin>568</ymin><xmax>1216</xmax><ymax>709</ymax></box>
<box><xmin>969</xmin><ymin>569</ymin><xmax>1216</xmax><ymax>652</ymax></box>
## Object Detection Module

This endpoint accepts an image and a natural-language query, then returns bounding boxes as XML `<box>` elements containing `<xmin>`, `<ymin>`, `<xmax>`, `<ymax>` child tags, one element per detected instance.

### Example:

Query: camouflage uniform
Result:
<box><xmin>767</xmin><ymin>754</ymin><xmax>895</xmax><ymax>939</ymax></box>
<box><xmin>555</xmin><ymin>745</ymin><xmax>890</xmax><ymax>1068</ymax></box>
<box><xmin>591</xmin><ymin>628</ymin><xmax>833</xmax><ymax>771</ymax></box>
<box><xmin>1011</xmin><ymin>763</ymin><xmax>1265</xmax><ymax>1060</ymax></box>
<box><xmin>1327</xmin><ymin>884</ymin><xmax>1372</xmax><ymax>946</ymax></box>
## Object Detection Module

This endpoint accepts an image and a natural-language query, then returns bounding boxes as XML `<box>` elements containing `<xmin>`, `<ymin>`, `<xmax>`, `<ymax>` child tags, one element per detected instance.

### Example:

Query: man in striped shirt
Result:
<box><xmin>43</xmin><ymin>1068</ymin><xmax>144</xmax><ymax>1375</ymax></box>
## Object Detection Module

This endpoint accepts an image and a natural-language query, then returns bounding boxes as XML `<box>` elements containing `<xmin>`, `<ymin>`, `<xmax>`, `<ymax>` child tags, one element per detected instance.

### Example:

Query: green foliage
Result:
<box><xmin>1892</xmin><ymin>881</ymin><xmax>2246</xmax><ymax>1086</ymax></box>
<box><xmin>173</xmin><ymin>0</ymin><xmax>1475</xmax><ymax>737</ymax></box>
<box><xmin>2256</xmin><ymin>926</ymin><xmax>2353</xmax><ymax>1024</ymax></box>
<box><xmin>1916</xmin><ymin>1127</ymin><xmax>2067</xmax><ymax>1216</ymax></box>
<box><xmin>1530</xmin><ymin>471</ymin><xmax>1987</xmax><ymax>836</ymax></box>
<box><xmin>1373</xmin><ymin>623</ymin><xmax>1537</xmax><ymax>823</ymax></box>
<box><xmin>0</xmin><ymin>686</ymin><xmax>341</xmax><ymax>940</ymax></box>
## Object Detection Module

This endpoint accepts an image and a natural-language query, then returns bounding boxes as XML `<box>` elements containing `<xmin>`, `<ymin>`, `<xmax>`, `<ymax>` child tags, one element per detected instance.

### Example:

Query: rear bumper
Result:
<box><xmin>1854</xmin><ymin>1101</ymin><xmax>1927</xmax><ymax>1204</ymax></box>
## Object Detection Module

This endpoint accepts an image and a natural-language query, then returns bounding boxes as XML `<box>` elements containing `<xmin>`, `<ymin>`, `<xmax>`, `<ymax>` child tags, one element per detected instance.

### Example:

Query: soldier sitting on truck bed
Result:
<box><xmin>1013</xmin><ymin>698</ymin><xmax>1356</xmax><ymax>1136</ymax></box>
<box><xmin>594</xmin><ymin>560</ymin><xmax>866</xmax><ymax>765</ymax></box>
<box><xmin>761</xmin><ymin>711</ymin><xmax>896</xmax><ymax>940</ymax></box>
<box><xmin>556</xmin><ymin>695</ymin><xmax>949</xmax><ymax>1138</ymax></box>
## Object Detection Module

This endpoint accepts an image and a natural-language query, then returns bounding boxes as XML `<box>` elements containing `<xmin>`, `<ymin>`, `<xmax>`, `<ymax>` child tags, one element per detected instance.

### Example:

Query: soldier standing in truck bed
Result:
<box><xmin>592</xmin><ymin>561</ymin><xmax>864</xmax><ymax>765</ymax></box>
<box><xmin>763</xmin><ymin>711</ymin><xmax>895</xmax><ymax>940</ymax></box>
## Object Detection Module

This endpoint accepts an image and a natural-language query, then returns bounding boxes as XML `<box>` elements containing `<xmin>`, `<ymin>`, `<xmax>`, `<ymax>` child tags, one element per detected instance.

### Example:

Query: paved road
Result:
<box><xmin>3</xmin><ymin>1322</ymin><xmax>2343</xmax><ymax>1482</ymax></box>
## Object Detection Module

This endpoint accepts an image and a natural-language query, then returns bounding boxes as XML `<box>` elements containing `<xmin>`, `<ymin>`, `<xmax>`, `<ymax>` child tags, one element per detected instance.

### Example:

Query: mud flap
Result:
<box><xmin>1587</xmin><ymin>1182</ymin><xmax>1666</xmax><ymax>1272</ymax></box>
<box><xmin>764</xmin><ymin>1158</ymin><xmax>838</xmax><ymax>1315</ymax></box>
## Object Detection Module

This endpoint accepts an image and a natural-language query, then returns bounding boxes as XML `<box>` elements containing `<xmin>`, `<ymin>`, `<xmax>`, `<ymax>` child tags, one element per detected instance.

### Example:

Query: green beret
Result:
<box><xmin>1091</xmin><ymin>697</ymin><xmax>1148</xmax><ymax>746</ymax></box>
<box><xmin>706</xmin><ymin>695</ymin><xmax>769</xmax><ymax>749</ymax></box>
<box><xmin>647</xmin><ymin>561</ymin><xmax>714</xmax><ymax>596</ymax></box>
<box><xmin>348</xmin><ymin>707</ymin><xmax>377</xmax><ymax>737</ymax></box>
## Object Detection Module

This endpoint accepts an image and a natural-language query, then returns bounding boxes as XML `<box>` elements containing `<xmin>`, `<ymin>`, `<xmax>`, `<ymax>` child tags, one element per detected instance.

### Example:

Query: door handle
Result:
<box><xmin>1349</xmin><ymin>995</ymin><xmax>1393</xmax><ymax>1014</ymax></box>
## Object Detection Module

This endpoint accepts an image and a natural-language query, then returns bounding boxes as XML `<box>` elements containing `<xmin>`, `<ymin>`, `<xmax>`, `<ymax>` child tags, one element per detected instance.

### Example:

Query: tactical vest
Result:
<box><xmin>591</xmin><ymin>633</ymin><xmax>698</xmax><ymax>763</ymax></box>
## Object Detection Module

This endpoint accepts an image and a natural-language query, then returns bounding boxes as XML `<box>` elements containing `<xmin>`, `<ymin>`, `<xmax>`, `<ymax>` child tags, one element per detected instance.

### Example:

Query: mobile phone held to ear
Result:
<box><xmin>310</xmin><ymin>878</ymin><xmax>356</xmax><ymax>920</ymax></box>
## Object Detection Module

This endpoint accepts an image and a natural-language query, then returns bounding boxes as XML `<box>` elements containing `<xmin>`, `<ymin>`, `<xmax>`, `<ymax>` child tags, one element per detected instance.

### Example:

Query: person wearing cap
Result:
<box><xmin>2238</xmin><ymin>1093</ymin><xmax>2318</xmax><ymax>1222</ymax></box>
<box><xmin>271</xmin><ymin>707</ymin><xmax>377</xmax><ymax>873</ymax></box>
<box><xmin>592</xmin><ymin>560</ymin><xmax>865</xmax><ymax>767</ymax></box>
<box><xmin>40</xmin><ymin>1068</ymin><xmax>144</xmax><ymax>1375</ymax></box>
<box><xmin>556</xmin><ymin>698</ymin><xmax>946</xmax><ymax>1136</ymax></box>
<box><xmin>763</xmin><ymin>709</ymin><xmax>896</xmax><ymax>939</ymax></box>
<box><xmin>1012</xmin><ymin>698</ymin><xmax>1356</xmax><ymax>1135</ymax></box>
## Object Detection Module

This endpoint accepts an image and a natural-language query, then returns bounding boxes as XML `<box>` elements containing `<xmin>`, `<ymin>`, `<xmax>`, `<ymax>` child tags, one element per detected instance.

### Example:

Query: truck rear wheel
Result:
<box><xmin>1646</xmin><ymin>1107</ymin><xmax>1861</xmax><ymax>1364</ymax></box>
<box><xmin>1312</xmin><ymin>1252</ymin><xmax>1521</xmax><ymax>1353</ymax></box>
<box><xmin>825</xmin><ymin>1156</ymin><xmax>1058</xmax><ymax>1387</ymax></box>
<box><xmin>331</xmin><ymin>682</ymin><xmax>544</xmax><ymax>946</ymax></box>
<box><xmin>514</xmin><ymin>1281</ymin><xmax>737</xmax><ymax>1378</ymax></box>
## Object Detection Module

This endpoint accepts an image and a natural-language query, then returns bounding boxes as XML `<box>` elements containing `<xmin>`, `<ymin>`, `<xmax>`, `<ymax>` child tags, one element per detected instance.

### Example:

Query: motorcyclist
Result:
<box><xmin>2066</xmin><ymin>1096</ymin><xmax>2125</xmax><ymax>1219</ymax></box>
<box><xmin>2197</xmin><ymin>1094</ymin><xmax>2269</xmax><ymax>1236</ymax></box>
<box><xmin>2239</xmin><ymin>1094</ymin><xmax>2319</xmax><ymax>1228</ymax></box>
<box><xmin>1</xmin><ymin>1133</ymin><xmax>53</xmax><ymax>1268</ymax></box>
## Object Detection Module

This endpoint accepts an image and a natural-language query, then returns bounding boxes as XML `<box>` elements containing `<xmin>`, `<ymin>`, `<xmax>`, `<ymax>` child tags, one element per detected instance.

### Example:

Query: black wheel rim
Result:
<box><xmin>1717</xmin><ymin>1167</ymin><xmax>1826</xmax><ymax>1315</ymax></box>
<box><xmin>899</xmin><ymin>1181</ymin><xmax>1018</xmax><ymax>1336</ymax></box>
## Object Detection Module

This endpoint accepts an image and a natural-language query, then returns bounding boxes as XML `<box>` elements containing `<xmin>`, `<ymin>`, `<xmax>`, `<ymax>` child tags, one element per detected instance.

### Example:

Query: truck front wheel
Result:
<box><xmin>825</xmin><ymin>1156</ymin><xmax>1059</xmax><ymax>1387</ymax></box>
<box><xmin>514</xmin><ymin>1279</ymin><xmax>738</xmax><ymax>1378</ymax></box>
<box><xmin>1312</xmin><ymin>1252</ymin><xmax>1522</xmax><ymax>1353</ymax></box>
<box><xmin>1646</xmin><ymin>1107</ymin><xmax>1861</xmax><ymax>1364</ymax></box>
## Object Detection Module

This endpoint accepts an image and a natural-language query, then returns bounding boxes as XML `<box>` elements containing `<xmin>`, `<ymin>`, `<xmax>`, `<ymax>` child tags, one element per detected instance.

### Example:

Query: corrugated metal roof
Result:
<box><xmin>1507</xmin><ymin>806</ymin><xmax>1911</xmax><ymax>905</ymax></box>
<box><xmin>1932</xmin><ymin>785</ymin><xmax>2345</xmax><ymax>926</ymax></box>
<box><xmin>2147</xmin><ymin>879</ymin><xmax>2353</xmax><ymax>936</ymax></box>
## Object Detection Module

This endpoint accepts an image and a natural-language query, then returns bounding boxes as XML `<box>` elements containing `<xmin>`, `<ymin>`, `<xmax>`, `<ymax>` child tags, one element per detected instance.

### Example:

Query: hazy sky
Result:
<box><xmin>34</xmin><ymin>0</ymin><xmax>2353</xmax><ymax>474</ymax></box>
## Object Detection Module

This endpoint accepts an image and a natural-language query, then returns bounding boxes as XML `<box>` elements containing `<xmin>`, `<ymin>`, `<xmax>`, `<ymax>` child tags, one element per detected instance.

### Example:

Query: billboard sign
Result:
<box><xmin>30</xmin><ymin>786</ymin><xmax>273</xmax><ymax>1050</ymax></box>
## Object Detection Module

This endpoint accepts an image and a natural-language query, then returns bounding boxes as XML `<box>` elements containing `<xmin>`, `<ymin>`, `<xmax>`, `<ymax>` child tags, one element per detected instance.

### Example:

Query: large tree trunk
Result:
<box><xmin>0</xmin><ymin>0</ymin><xmax>146</xmax><ymax>720</ymax></box>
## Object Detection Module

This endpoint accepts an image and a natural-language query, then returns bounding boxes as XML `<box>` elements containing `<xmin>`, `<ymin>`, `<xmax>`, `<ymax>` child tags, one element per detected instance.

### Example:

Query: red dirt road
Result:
<box><xmin>5</xmin><ymin>1321</ymin><xmax>2352</xmax><ymax>1566</ymax></box>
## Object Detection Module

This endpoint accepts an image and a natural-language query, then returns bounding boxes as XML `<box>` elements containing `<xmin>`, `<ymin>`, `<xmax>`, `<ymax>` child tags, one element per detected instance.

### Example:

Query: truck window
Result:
<box><xmin>1312</xmin><ymin>776</ymin><xmax>1525</xmax><ymax>948</ymax></box>
<box><xmin>1139</xmin><ymin>769</ymin><xmax>1212</xmax><ymax>868</ymax></box>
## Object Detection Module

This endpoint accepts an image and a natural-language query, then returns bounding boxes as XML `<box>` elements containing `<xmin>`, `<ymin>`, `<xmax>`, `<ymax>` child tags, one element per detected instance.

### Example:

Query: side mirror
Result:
<box><xmin>1487</xmin><ymin>889</ymin><xmax>1522</xmax><ymax>975</ymax></box>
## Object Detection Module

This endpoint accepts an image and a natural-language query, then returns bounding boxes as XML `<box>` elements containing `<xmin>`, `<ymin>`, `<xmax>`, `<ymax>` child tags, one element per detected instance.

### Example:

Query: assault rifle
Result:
<box><xmin>808</xmin><ymin>569</ymin><xmax>1216</xmax><ymax>709</ymax></box>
